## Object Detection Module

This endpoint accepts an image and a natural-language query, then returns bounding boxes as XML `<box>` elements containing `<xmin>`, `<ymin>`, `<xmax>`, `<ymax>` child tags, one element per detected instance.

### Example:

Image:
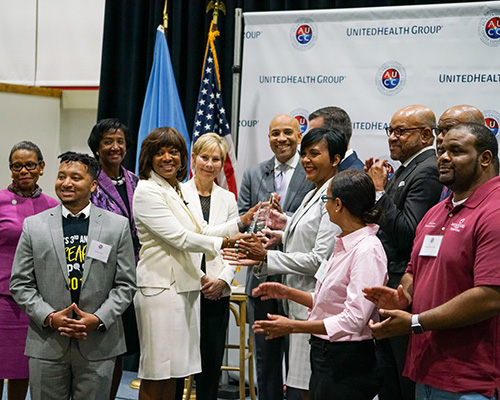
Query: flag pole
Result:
<box><xmin>231</xmin><ymin>8</ymin><xmax>243</xmax><ymax>151</ymax></box>
<box><xmin>163</xmin><ymin>0</ymin><xmax>168</xmax><ymax>32</ymax></box>
<box><xmin>206</xmin><ymin>0</ymin><xmax>226</xmax><ymax>29</ymax></box>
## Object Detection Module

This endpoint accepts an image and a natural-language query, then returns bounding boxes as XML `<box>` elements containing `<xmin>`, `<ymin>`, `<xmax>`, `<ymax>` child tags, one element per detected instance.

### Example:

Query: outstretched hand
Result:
<box><xmin>252</xmin><ymin>282</ymin><xmax>289</xmax><ymax>301</ymax></box>
<box><xmin>222</xmin><ymin>248</ymin><xmax>262</xmax><ymax>266</ymax></box>
<box><xmin>368</xmin><ymin>309</ymin><xmax>412</xmax><ymax>339</ymax></box>
<box><xmin>261</xmin><ymin>228</ymin><xmax>283</xmax><ymax>249</ymax></box>
<box><xmin>253</xmin><ymin>313</ymin><xmax>293</xmax><ymax>340</ymax></box>
<box><xmin>233</xmin><ymin>233</ymin><xmax>267</xmax><ymax>261</ymax></box>
<box><xmin>267</xmin><ymin>209</ymin><xmax>288</xmax><ymax>230</ymax></box>
<box><xmin>362</xmin><ymin>284</ymin><xmax>411</xmax><ymax>311</ymax></box>
<box><xmin>240</xmin><ymin>202</ymin><xmax>261</xmax><ymax>228</ymax></box>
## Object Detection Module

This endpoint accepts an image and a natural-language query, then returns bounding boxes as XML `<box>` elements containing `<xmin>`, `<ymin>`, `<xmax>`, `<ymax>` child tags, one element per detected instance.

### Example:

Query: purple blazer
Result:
<box><xmin>90</xmin><ymin>166</ymin><xmax>140</xmax><ymax>261</ymax></box>
<box><xmin>0</xmin><ymin>188</ymin><xmax>59</xmax><ymax>296</ymax></box>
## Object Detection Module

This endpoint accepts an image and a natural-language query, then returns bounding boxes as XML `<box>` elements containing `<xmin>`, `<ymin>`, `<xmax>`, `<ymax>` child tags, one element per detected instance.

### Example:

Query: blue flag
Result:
<box><xmin>135</xmin><ymin>26</ymin><xmax>190</xmax><ymax>174</ymax></box>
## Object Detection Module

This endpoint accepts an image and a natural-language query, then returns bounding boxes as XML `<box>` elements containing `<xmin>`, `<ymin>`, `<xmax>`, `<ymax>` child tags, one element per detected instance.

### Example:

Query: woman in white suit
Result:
<box><xmin>182</xmin><ymin>132</ymin><xmax>251</xmax><ymax>400</ymax></box>
<box><xmin>133</xmin><ymin>128</ymin><xmax>248</xmax><ymax>400</ymax></box>
<box><xmin>225</xmin><ymin>128</ymin><xmax>348</xmax><ymax>399</ymax></box>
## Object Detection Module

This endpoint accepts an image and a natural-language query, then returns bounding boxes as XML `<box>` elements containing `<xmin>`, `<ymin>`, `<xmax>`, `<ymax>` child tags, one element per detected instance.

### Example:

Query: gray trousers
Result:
<box><xmin>29</xmin><ymin>339</ymin><xmax>116</xmax><ymax>400</ymax></box>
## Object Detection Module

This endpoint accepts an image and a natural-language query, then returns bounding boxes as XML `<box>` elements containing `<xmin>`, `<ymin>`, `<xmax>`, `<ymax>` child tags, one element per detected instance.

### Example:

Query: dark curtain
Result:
<box><xmin>98</xmin><ymin>0</ymin><xmax>475</xmax><ymax>171</ymax></box>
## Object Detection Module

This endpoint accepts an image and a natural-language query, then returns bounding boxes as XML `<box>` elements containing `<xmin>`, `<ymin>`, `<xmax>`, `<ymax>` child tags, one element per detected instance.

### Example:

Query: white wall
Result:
<box><xmin>0</xmin><ymin>89</ymin><xmax>98</xmax><ymax>199</ymax></box>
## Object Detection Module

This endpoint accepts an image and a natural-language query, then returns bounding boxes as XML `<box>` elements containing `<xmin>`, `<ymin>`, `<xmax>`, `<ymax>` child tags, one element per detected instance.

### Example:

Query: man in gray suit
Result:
<box><xmin>10</xmin><ymin>152</ymin><xmax>136</xmax><ymax>400</ymax></box>
<box><xmin>238</xmin><ymin>114</ymin><xmax>314</xmax><ymax>400</ymax></box>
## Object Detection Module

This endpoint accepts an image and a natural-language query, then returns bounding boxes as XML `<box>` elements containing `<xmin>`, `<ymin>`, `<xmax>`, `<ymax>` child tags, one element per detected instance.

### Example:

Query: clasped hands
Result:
<box><xmin>200</xmin><ymin>275</ymin><xmax>229</xmax><ymax>300</ymax></box>
<box><xmin>46</xmin><ymin>303</ymin><xmax>99</xmax><ymax>339</ymax></box>
<box><xmin>222</xmin><ymin>197</ymin><xmax>288</xmax><ymax>265</ymax></box>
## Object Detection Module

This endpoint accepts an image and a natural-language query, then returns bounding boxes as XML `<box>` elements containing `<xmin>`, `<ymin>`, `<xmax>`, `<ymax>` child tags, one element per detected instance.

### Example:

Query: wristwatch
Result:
<box><xmin>96</xmin><ymin>317</ymin><xmax>106</xmax><ymax>332</ymax></box>
<box><xmin>411</xmin><ymin>313</ymin><xmax>424</xmax><ymax>334</ymax></box>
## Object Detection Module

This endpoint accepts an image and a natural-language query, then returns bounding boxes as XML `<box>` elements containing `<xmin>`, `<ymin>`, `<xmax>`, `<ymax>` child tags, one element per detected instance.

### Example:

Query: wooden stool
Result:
<box><xmin>221</xmin><ymin>290</ymin><xmax>256</xmax><ymax>400</ymax></box>
<box><xmin>184</xmin><ymin>288</ymin><xmax>256</xmax><ymax>400</ymax></box>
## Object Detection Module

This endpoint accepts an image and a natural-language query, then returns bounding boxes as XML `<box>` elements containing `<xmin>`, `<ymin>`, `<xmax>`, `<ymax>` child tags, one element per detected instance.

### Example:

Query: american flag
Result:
<box><xmin>192</xmin><ymin>23</ymin><xmax>238</xmax><ymax>196</ymax></box>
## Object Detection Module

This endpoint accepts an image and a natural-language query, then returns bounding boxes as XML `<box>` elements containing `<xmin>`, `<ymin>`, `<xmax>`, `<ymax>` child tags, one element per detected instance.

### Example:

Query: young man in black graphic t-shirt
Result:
<box><xmin>10</xmin><ymin>152</ymin><xmax>136</xmax><ymax>400</ymax></box>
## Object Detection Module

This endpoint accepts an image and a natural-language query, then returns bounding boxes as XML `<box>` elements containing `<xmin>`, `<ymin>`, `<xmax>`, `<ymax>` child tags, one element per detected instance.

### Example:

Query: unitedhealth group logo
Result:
<box><xmin>478</xmin><ymin>10</ymin><xmax>500</xmax><ymax>47</ymax></box>
<box><xmin>290</xmin><ymin>18</ymin><xmax>318</xmax><ymax>51</ymax></box>
<box><xmin>375</xmin><ymin>61</ymin><xmax>406</xmax><ymax>96</ymax></box>
<box><xmin>483</xmin><ymin>110</ymin><xmax>500</xmax><ymax>136</ymax></box>
<box><xmin>290</xmin><ymin>108</ymin><xmax>310</xmax><ymax>133</ymax></box>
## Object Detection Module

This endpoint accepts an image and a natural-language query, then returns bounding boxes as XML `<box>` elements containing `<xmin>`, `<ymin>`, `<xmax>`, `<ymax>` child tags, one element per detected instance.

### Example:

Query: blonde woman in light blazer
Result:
<box><xmin>133</xmin><ymin>128</ymin><xmax>248</xmax><ymax>400</ymax></box>
<box><xmin>182</xmin><ymin>132</ymin><xmax>253</xmax><ymax>400</ymax></box>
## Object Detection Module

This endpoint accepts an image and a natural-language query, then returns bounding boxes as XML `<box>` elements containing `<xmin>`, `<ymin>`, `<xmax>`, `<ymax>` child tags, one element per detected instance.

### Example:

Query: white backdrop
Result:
<box><xmin>237</xmin><ymin>1</ymin><xmax>500</xmax><ymax>183</ymax></box>
<box><xmin>0</xmin><ymin>0</ymin><xmax>105</xmax><ymax>86</ymax></box>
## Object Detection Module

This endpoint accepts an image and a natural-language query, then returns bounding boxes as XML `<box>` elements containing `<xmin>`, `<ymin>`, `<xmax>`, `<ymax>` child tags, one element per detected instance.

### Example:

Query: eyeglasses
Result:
<box><xmin>320</xmin><ymin>195</ymin><xmax>335</xmax><ymax>203</ymax></box>
<box><xmin>435</xmin><ymin>127</ymin><xmax>449</xmax><ymax>136</ymax></box>
<box><xmin>385</xmin><ymin>126</ymin><xmax>429</xmax><ymax>138</ymax></box>
<box><xmin>9</xmin><ymin>161</ymin><xmax>41</xmax><ymax>172</ymax></box>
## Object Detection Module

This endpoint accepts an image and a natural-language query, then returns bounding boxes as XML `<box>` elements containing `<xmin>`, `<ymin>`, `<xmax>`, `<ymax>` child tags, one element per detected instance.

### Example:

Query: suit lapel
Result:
<box><xmin>152</xmin><ymin>172</ymin><xmax>202</xmax><ymax>232</ymax></box>
<box><xmin>209</xmin><ymin>183</ymin><xmax>222</xmax><ymax>224</ymax></box>
<box><xmin>386</xmin><ymin>149</ymin><xmax>435</xmax><ymax>197</ymax></box>
<box><xmin>282</xmin><ymin>158</ymin><xmax>305</xmax><ymax>212</ymax></box>
<box><xmin>82</xmin><ymin>205</ymin><xmax>103</xmax><ymax>286</ymax></box>
<box><xmin>282</xmin><ymin>179</ymin><xmax>328</xmax><ymax>245</ymax></box>
<box><xmin>48</xmin><ymin>205</ymin><xmax>70</xmax><ymax>286</ymax></box>
<box><xmin>184</xmin><ymin>179</ymin><xmax>205</xmax><ymax>224</ymax></box>
<box><xmin>262</xmin><ymin>158</ymin><xmax>275</xmax><ymax>200</ymax></box>
<box><xmin>97</xmin><ymin>169</ymin><xmax>129</xmax><ymax>218</ymax></box>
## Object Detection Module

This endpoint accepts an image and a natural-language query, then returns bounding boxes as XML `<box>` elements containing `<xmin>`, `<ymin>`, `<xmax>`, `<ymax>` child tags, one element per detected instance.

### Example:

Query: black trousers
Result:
<box><xmin>309</xmin><ymin>336</ymin><xmax>383</xmax><ymax>400</ymax></box>
<box><xmin>195</xmin><ymin>295</ymin><xmax>230</xmax><ymax>400</ymax></box>
<box><xmin>247</xmin><ymin>295</ymin><xmax>288</xmax><ymax>400</ymax></box>
<box><xmin>376</xmin><ymin>335</ymin><xmax>415</xmax><ymax>400</ymax></box>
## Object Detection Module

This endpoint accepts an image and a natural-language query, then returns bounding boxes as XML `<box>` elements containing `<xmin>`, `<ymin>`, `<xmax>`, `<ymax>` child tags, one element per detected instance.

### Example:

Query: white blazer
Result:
<box><xmin>133</xmin><ymin>171</ymin><xmax>237</xmax><ymax>293</ymax></box>
<box><xmin>182</xmin><ymin>178</ymin><xmax>239</xmax><ymax>297</ymax></box>
<box><xmin>256</xmin><ymin>178</ymin><xmax>341</xmax><ymax>320</ymax></box>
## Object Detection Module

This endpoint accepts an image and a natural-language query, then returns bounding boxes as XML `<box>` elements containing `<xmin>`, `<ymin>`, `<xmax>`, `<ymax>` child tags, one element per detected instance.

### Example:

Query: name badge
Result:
<box><xmin>87</xmin><ymin>240</ymin><xmax>112</xmax><ymax>263</ymax></box>
<box><xmin>419</xmin><ymin>235</ymin><xmax>443</xmax><ymax>257</ymax></box>
<box><xmin>314</xmin><ymin>259</ymin><xmax>330</xmax><ymax>283</ymax></box>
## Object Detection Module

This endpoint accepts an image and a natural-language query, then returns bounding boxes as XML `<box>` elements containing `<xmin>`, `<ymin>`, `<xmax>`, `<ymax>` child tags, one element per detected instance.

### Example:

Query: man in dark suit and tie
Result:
<box><xmin>238</xmin><ymin>113</ymin><xmax>314</xmax><ymax>400</ymax></box>
<box><xmin>365</xmin><ymin>105</ymin><xmax>442</xmax><ymax>400</ymax></box>
<box><xmin>10</xmin><ymin>152</ymin><xmax>136</xmax><ymax>400</ymax></box>
<box><xmin>308</xmin><ymin>106</ymin><xmax>364</xmax><ymax>171</ymax></box>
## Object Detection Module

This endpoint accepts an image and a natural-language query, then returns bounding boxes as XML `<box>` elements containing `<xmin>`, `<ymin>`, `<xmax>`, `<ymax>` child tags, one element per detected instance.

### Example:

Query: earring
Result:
<box><xmin>335</xmin><ymin>209</ymin><xmax>338</xmax><ymax>213</ymax></box>
<box><xmin>96</xmin><ymin>151</ymin><xmax>99</xmax><ymax>156</ymax></box>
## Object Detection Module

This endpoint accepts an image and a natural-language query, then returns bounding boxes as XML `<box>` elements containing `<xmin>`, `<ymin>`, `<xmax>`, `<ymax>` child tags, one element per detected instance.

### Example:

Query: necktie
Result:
<box><xmin>275</xmin><ymin>164</ymin><xmax>287</xmax><ymax>205</ymax></box>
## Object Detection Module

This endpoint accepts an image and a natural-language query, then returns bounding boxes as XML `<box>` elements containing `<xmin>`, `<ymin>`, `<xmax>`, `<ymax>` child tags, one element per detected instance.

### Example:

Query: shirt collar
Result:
<box><xmin>274</xmin><ymin>152</ymin><xmax>300</xmax><ymax>171</ymax></box>
<box><xmin>402</xmin><ymin>146</ymin><xmax>433</xmax><ymax>168</ymax></box>
<box><xmin>335</xmin><ymin>224</ymin><xmax>380</xmax><ymax>253</ymax></box>
<box><xmin>61</xmin><ymin>203</ymin><xmax>91</xmax><ymax>219</ymax></box>
<box><xmin>342</xmin><ymin>148</ymin><xmax>354</xmax><ymax>161</ymax></box>
<box><xmin>447</xmin><ymin>175</ymin><xmax>500</xmax><ymax>210</ymax></box>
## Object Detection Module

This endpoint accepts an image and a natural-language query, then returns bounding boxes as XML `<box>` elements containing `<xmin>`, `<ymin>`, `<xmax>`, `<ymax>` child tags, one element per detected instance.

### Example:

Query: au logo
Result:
<box><xmin>375</xmin><ymin>61</ymin><xmax>406</xmax><ymax>96</ymax></box>
<box><xmin>478</xmin><ymin>10</ymin><xmax>500</xmax><ymax>47</ymax></box>
<box><xmin>483</xmin><ymin>110</ymin><xmax>500</xmax><ymax>136</ymax></box>
<box><xmin>290</xmin><ymin>108</ymin><xmax>310</xmax><ymax>134</ymax></box>
<box><xmin>290</xmin><ymin>18</ymin><xmax>318</xmax><ymax>51</ymax></box>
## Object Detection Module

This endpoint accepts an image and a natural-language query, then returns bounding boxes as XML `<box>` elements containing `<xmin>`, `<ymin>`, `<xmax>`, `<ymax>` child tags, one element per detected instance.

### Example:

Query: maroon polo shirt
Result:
<box><xmin>404</xmin><ymin>176</ymin><xmax>500</xmax><ymax>397</ymax></box>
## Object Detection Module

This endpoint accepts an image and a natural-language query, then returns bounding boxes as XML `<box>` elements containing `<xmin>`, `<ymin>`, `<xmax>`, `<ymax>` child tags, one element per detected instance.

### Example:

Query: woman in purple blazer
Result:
<box><xmin>88</xmin><ymin>118</ymin><xmax>139</xmax><ymax>400</ymax></box>
<box><xmin>0</xmin><ymin>141</ymin><xmax>58</xmax><ymax>400</ymax></box>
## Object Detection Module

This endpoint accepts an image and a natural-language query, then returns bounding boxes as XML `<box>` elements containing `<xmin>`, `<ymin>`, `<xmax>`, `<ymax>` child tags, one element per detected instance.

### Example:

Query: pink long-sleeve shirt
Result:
<box><xmin>308</xmin><ymin>224</ymin><xmax>388</xmax><ymax>342</ymax></box>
